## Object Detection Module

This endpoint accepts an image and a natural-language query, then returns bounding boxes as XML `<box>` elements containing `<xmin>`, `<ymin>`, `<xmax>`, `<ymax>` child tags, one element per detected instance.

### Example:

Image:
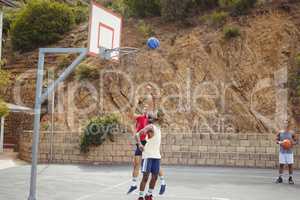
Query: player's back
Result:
<box><xmin>143</xmin><ymin>124</ymin><xmax>161</xmax><ymax>159</ymax></box>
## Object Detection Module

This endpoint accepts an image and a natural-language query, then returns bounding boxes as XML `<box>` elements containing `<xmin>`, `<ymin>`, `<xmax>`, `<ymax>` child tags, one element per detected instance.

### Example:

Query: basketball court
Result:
<box><xmin>0</xmin><ymin>164</ymin><xmax>299</xmax><ymax>200</ymax></box>
<box><xmin>6</xmin><ymin>1</ymin><xmax>299</xmax><ymax>200</ymax></box>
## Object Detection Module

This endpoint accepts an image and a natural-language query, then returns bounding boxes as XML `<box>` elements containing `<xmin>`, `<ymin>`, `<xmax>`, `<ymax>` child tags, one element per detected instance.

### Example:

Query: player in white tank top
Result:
<box><xmin>141</xmin><ymin>124</ymin><xmax>161</xmax><ymax>160</ymax></box>
<box><xmin>135</xmin><ymin>117</ymin><xmax>162</xmax><ymax>200</ymax></box>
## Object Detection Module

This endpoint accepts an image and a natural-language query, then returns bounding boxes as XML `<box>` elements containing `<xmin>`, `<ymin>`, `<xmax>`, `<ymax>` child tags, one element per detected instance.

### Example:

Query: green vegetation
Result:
<box><xmin>0</xmin><ymin>69</ymin><xmax>10</xmax><ymax>117</ymax></box>
<box><xmin>70</xmin><ymin>1</ymin><xmax>89</xmax><ymax>24</ymax></box>
<box><xmin>289</xmin><ymin>54</ymin><xmax>300</xmax><ymax>97</ymax></box>
<box><xmin>219</xmin><ymin>0</ymin><xmax>257</xmax><ymax>15</ymax></box>
<box><xmin>72</xmin><ymin>6</ymin><xmax>89</xmax><ymax>24</ymax></box>
<box><xmin>75</xmin><ymin>63</ymin><xmax>99</xmax><ymax>81</ymax></box>
<box><xmin>0</xmin><ymin>69</ymin><xmax>11</xmax><ymax>91</ymax></box>
<box><xmin>0</xmin><ymin>99</ymin><xmax>9</xmax><ymax>117</ymax></box>
<box><xmin>58</xmin><ymin>56</ymin><xmax>71</xmax><ymax>70</ymax></box>
<box><xmin>116</xmin><ymin>0</ymin><xmax>161</xmax><ymax>17</ymax></box>
<box><xmin>160</xmin><ymin>0</ymin><xmax>192</xmax><ymax>21</ymax></box>
<box><xmin>125</xmin><ymin>0</ymin><xmax>161</xmax><ymax>17</ymax></box>
<box><xmin>194</xmin><ymin>0</ymin><xmax>219</xmax><ymax>9</ymax></box>
<box><xmin>223</xmin><ymin>26</ymin><xmax>240</xmax><ymax>39</ymax></box>
<box><xmin>80</xmin><ymin>114</ymin><xmax>120</xmax><ymax>153</ymax></box>
<box><xmin>289</xmin><ymin>73</ymin><xmax>300</xmax><ymax>97</ymax></box>
<box><xmin>3</xmin><ymin>10</ymin><xmax>18</xmax><ymax>37</ymax></box>
<box><xmin>137</xmin><ymin>20</ymin><xmax>155</xmax><ymax>38</ymax></box>
<box><xmin>11</xmin><ymin>0</ymin><xmax>75</xmax><ymax>52</ymax></box>
<box><xmin>202</xmin><ymin>11</ymin><xmax>228</xmax><ymax>26</ymax></box>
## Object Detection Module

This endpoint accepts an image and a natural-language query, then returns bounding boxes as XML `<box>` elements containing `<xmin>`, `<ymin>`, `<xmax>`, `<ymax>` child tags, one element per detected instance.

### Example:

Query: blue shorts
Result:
<box><xmin>141</xmin><ymin>158</ymin><xmax>161</xmax><ymax>175</ymax></box>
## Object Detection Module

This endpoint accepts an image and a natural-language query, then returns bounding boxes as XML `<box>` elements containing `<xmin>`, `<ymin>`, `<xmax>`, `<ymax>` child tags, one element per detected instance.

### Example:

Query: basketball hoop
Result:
<box><xmin>99</xmin><ymin>46</ymin><xmax>139</xmax><ymax>60</ymax></box>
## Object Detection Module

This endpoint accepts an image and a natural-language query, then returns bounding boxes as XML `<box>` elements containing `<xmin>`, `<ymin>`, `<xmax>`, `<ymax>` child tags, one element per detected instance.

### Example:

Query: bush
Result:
<box><xmin>0</xmin><ymin>99</ymin><xmax>9</xmax><ymax>117</ymax></box>
<box><xmin>72</xmin><ymin>6</ymin><xmax>88</xmax><ymax>24</ymax></box>
<box><xmin>202</xmin><ymin>11</ymin><xmax>228</xmax><ymax>26</ymax></box>
<box><xmin>11</xmin><ymin>0</ymin><xmax>75</xmax><ymax>52</ymax></box>
<box><xmin>193</xmin><ymin>0</ymin><xmax>219</xmax><ymax>9</ymax></box>
<box><xmin>75</xmin><ymin>63</ymin><xmax>99</xmax><ymax>81</ymax></box>
<box><xmin>3</xmin><ymin>10</ymin><xmax>18</xmax><ymax>37</ymax></box>
<box><xmin>80</xmin><ymin>114</ymin><xmax>120</xmax><ymax>153</ymax></box>
<box><xmin>289</xmin><ymin>73</ymin><xmax>300</xmax><ymax>97</ymax></box>
<box><xmin>0</xmin><ymin>69</ymin><xmax>11</xmax><ymax>91</ymax></box>
<box><xmin>123</xmin><ymin>0</ymin><xmax>161</xmax><ymax>17</ymax></box>
<box><xmin>58</xmin><ymin>56</ymin><xmax>71</xmax><ymax>69</ymax></box>
<box><xmin>219</xmin><ymin>0</ymin><xmax>257</xmax><ymax>15</ymax></box>
<box><xmin>223</xmin><ymin>26</ymin><xmax>240</xmax><ymax>39</ymax></box>
<box><xmin>160</xmin><ymin>0</ymin><xmax>193</xmax><ymax>21</ymax></box>
<box><xmin>137</xmin><ymin>20</ymin><xmax>155</xmax><ymax>38</ymax></box>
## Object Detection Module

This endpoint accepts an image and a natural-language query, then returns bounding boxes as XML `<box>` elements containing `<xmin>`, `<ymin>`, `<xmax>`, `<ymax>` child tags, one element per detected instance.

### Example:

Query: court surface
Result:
<box><xmin>0</xmin><ymin>164</ymin><xmax>299</xmax><ymax>200</ymax></box>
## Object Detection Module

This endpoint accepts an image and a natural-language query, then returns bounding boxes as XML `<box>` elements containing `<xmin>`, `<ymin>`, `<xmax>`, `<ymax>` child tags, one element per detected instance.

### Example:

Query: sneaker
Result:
<box><xmin>127</xmin><ymin>185</ymin><xmax>138</xmax><ymax>194</ymax></box>
<box><xmin>159</xmin><ymin>184</ymin><xmax>166</xmax><ymax>195</ymax></box>
<box><xmin>289</xmin><ymin>177</ymin><xmax>295</xmax><ymax>185</ymax></box>
<box><xmin>145</xmin><ymin>195</ymin><xmax>153</xmax><ymax>200</ymax></box>
<box><xmin>138</xmin><ymin>197</ymin><xmax>144</xmax><ymax>200</ymax></box>
<box><xmin>276</xmin><ymin>176</ymin><xmax>283</xmax><ymax>184</ymax></box>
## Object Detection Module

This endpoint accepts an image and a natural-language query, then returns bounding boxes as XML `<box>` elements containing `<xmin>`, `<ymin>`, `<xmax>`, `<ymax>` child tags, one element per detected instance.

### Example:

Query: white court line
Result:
<box><xmin>75</xmin><ymin>179</ymin><xmax>131</xmax><ymax>200</ymax></box>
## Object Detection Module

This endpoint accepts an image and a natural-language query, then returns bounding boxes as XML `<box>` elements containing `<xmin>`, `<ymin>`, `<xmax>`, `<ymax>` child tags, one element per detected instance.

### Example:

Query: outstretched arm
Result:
<box><xmin>135</xmin><ymin>124</ymin><xmax>154</xmax><ymax>144</ymax></box>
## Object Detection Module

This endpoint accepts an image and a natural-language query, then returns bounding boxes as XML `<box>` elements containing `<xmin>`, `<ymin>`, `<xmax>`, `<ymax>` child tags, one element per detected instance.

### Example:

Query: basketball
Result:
<box><xmin>147</xmin><ymin>37</ymin><xmax>160</xmax><ymax>49</ymax></box>
<box><xmin>282</xmin><ymin>139</ymin><xmax>293</xmax><ymax>150</ymax></box>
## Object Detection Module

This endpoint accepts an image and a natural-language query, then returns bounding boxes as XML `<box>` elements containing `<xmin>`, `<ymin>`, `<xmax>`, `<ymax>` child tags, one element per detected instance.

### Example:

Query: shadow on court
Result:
<box><xmin>0</xmin><ymin>164</ymin><xmax>299</xmax><ymax>200</ymax></box>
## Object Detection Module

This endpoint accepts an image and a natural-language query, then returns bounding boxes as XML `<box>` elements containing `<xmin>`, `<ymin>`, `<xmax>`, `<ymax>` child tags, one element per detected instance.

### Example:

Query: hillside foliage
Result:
<box><xmin>108</xmin><ymin>0</ymin><xmax>257</xmax><ymax>20</ymax></box>
<box><xmin>11</xmin><ymin>0</ymin><xmax>76</xmax><ymax>52</ymax></box>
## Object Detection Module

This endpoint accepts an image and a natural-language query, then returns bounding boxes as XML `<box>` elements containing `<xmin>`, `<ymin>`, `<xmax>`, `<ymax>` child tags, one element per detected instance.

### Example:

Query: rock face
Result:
<box><xmin>3</xmin><ymin>3</ymin><xmax>300</xmax><ymax>135</ymax></box>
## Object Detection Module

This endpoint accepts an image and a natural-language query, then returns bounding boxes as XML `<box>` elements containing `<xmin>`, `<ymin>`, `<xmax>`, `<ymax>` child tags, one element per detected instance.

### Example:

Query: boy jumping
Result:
<box><xmin>275</xmin><ymin>120</ymin><xmax>298</xmax><ymax>184</ymax></box>
<box><xmin>127</xmin><ymin>88</ymin><xmax>166</xmax><ymax>195</ymax></box>
<box><xmin>135</xmin><ymin>114</ymin><xmax>162</xmax><ymax>200</ymax></box>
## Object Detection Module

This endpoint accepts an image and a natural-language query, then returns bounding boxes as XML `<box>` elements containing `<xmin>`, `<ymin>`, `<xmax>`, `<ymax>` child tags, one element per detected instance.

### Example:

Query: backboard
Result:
<box><xmin>88</xmin><ymin>1</ymin><xmax>122</xmax><ymax>60</ymax></box>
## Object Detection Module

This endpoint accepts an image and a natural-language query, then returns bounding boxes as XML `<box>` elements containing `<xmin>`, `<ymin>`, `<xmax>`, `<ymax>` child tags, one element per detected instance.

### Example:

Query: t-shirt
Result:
<box><xmin>278</xmin><ymin>131</ymin><xmax>293</xmax><ymax>154</ymax></box>
<box><xmin>142</xmin><ymin>124</ymin><xmax>161</xmax><ymax>159</ymax></box>
<box><xmin>135</xmin><ymin>114</ymin><xmax>148</xmax><ymax>141</ymax></box>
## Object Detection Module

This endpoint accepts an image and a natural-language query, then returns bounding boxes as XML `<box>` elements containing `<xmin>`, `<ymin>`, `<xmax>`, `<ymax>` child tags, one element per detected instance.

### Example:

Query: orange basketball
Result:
<box><xmin>282</xmin><ymin>139</ymin><xmax>293</xmax><ymax>150</ymax></box>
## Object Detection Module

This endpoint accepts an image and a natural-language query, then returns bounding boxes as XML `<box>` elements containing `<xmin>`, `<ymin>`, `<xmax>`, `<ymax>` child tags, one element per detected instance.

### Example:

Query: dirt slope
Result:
<box><xmin>3</xmin><ymin>2</ymin><xmax>300</xmax><ymax>133</ymax></box>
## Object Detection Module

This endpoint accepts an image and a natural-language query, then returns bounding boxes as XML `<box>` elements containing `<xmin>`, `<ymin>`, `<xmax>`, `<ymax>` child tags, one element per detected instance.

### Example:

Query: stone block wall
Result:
<box><xmin>19</xmin><ymin>131</ymin><xmax>300</xmax><ymax>169</ymax></box>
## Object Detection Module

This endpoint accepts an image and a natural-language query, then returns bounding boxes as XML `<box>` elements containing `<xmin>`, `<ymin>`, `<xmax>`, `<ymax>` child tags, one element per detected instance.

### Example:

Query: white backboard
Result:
<box><xmin>88</xmin><ymin>1</ymin><xmax>122</xmax><ymax>59</ymax></box>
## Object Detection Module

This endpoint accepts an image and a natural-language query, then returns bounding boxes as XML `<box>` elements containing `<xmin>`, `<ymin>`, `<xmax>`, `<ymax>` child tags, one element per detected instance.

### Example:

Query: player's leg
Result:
<box><xmin>138</xmin><ymin>172</ymin><xmax>150</xmax><ymax>200</ymax></box>
<box><xmin>128</xmin><ymin>146</ymin><xmax>142</xmax><ymax>194</ymax></box>
<box><xmin>145</xmin><ymin>174</ymin><xmax>158</xmax><ymax>200</ymax></box>
<box><xmin>276</xmin><ymin>153</ymin><xmax>284</xmax><ymax>183</ymax></box>
<box><xmin>138</xmin><ymin>159</ymin><xmax>151</xmax><ymax>200</ymax></box>
<box><xmin>288</xmin><ymin>153</ymin><xmax>294</xmax><ymax>184</ymax></box>
<box><xmin>145</xmin><ymin>159</ymin><xmax>160</xmax><ymax>200</ymax></box>
<box><xmin>158</xmin><ymin>168</ymin><xmax>166</xmax><ymax>195</ymax></box>
<box><xmin>276</xmin><ymin>164</ymin><xmax>284</xmax><ymax>183</ymax></box>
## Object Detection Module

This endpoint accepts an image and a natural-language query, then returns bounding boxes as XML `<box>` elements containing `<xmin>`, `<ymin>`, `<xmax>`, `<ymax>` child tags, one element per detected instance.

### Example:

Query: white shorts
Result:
<box><xmin>279</xmin><ymin>152</ymin><xmax>294</xmax><ymax>164</ymax></box>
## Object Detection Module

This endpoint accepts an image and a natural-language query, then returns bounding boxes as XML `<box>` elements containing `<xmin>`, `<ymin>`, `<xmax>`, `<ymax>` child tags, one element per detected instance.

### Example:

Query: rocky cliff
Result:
<box><xmin>3</xmin><ymin>2</ymin><xmax>300</xmax><ymax>134</ymax></box>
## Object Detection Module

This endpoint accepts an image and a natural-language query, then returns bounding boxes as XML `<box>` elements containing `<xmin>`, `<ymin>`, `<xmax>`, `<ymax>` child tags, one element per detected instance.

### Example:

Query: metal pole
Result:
<box><xmin>49</xmin><ymin>82</ymin><xmax>55</xmax><ymax>162</ymax></box>
<box><xmin>28</xmin><ymin>50</ymin><xmax>45</xmax><ymax>200</ymax></box>
<box><xmin>41</xmin><ymin>48</ymin><xmax>87</xmax><ymax>102</ymax></box>
<box><xmin>0</xmin><ymin>117</ymin><xmax>4</xmax><ymax>152</ymax></box>
<box><xmin>28</xmin><ymin>48</ymin><xmax>87</xmax><ymax>200</ymax></box>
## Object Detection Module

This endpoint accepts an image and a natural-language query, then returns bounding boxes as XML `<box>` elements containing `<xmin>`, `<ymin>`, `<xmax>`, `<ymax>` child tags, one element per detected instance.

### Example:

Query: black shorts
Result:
<box><xmin>134</xmin><ymin>141</ymin><xmax>147</xmax><ymax>156</ymax></box>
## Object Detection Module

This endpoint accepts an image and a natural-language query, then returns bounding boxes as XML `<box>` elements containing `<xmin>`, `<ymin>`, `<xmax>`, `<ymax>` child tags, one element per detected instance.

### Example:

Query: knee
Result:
<box><xmin>142</xmin><ymin>174</ymin><xmax>150</xmax><ymax>182</ymax></box>
<box><xmin>152</xmin><ymin>174</ymin><xmax>158</xmax><ymax>181</ymax></box>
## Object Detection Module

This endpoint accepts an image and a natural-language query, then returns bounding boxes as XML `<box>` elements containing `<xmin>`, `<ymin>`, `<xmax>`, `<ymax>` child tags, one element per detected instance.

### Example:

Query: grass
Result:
<box><xmin>223</xmin><ymin>26</ymin><xmax>240</xmax><ymax>39</ymax></box>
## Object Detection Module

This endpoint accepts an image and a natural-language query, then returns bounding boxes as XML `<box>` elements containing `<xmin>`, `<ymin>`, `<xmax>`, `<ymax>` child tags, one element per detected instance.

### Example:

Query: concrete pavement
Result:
<box><xmin>0</xmin><ymin>164</ymin><xmax>299</xmax><ymax>200</ymax></box>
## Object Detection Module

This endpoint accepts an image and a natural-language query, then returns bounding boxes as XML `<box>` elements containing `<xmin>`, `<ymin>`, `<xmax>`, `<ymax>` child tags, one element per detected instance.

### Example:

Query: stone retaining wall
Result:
<box><xmin>19</xmin><ymin>131</ymin><xmax>300</xmax><ymax>169</ymax></box>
